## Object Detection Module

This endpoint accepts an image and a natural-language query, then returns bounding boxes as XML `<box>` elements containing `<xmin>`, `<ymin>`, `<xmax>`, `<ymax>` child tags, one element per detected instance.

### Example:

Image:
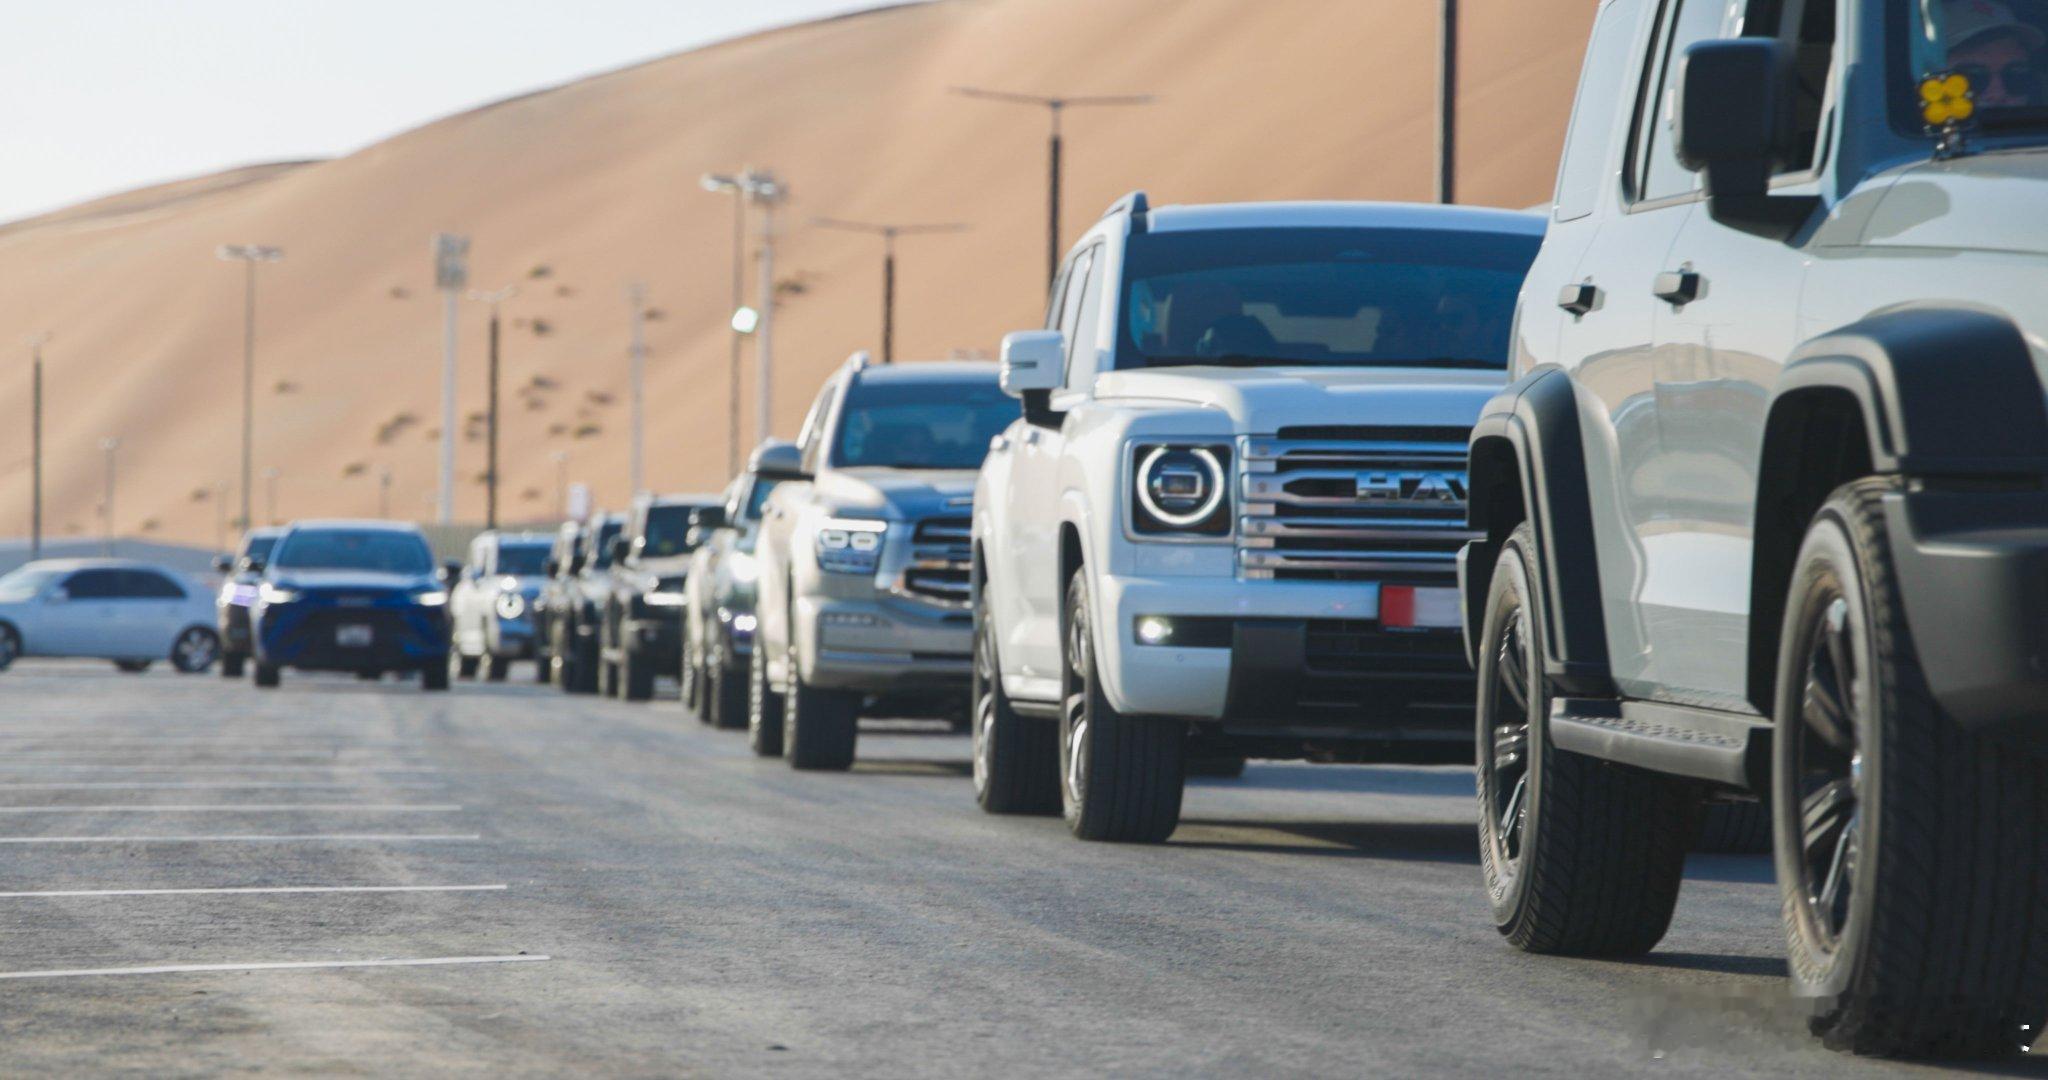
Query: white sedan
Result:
<box><xmin>0</xmin><ymin>559</ymin><xmax>220</xmax><ymax>673</ymax></box>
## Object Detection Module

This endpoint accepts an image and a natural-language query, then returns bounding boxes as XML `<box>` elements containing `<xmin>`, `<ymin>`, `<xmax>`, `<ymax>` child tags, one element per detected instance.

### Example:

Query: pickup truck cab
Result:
<box><xmin>973</xmin><ymin>195</ymin><xmax>1540</xmax><ymax>841</ymax></box>
<box><xmin>751</xmin><ymin>356</ymin><xmax>1011</xmax><ymax>769</ymax></box>
<box><xmin>683</xmin><ymin>440</ymin><xmax>800</xmax><ymax>729</ymax></box>
<box><xmin>598</xmin><ymin>493</ymin><xmax>720</xmax><ymax>701</ymax></box>
<box><xmin>1460</xmin><ymin>0</ymin><xmax>2048</xmax><ymax>1057</ymax></box>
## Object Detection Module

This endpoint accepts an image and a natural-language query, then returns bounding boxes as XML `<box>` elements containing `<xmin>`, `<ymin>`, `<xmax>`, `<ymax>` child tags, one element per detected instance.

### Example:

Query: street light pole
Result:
<box><xmin>1438</xmin><ymin>0</ymin><xmax>1458</xmax><ymax>205</ymax></box>
<box><xmin>950</xmin><ymin>88</ymin><xmax>1153</xmax><ymax>285</ymax></box>
<box><xmin>216</xmin><ymin>244</ymin><xmax>283</xmax><ymax>533</ymax></box>
<box><xmin>627</xmin><ymin>282</ymin><xmax>648</xmax><ymax>497</ymax></box>
<box><xmin>24</xmin><ymin>333</ymin><xmax>48</xmax><ymax>559</ymax></box>
<box><xmin>99</xmin><ymin>437</ymin><xmax>119</xmax><ymax>556</ymax></box>
<box><xmin>742</xmin><ymin>171</ymin><xmax>785</xmax><ymax>442</ymax></box>
<box><xmin>699</xmin><ymin>171</ymin><xmax>751</xmax><ymax>477</ymax></box>
<box><xmin>814</xmin><ymin>219</ymin><xmax>970</xmax><ymax>364</ymax></box>
<box><xmin>432</xmin><ymin>233</ymin><xmax>470</xmax><ymax>525</ymax></box>
<box><xmin>466</xmin><ymin>285</ymin><xmax>516</xmax><ymax>528</ymax></box>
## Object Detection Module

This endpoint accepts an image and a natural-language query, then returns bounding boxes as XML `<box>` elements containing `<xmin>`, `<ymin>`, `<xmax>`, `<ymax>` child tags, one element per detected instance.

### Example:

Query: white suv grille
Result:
<box><xmin>893</xmin><ymin>516</ymin><xmax>972</xmax><ymax>606</ymax></box>
<box><xmin>1237</xmin><ymin>426</ymin><xmax>1477</xmax><ymax>582</ymax></box>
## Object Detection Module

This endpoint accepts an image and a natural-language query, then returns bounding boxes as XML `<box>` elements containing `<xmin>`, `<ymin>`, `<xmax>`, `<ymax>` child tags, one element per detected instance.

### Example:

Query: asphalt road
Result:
<box><xmin>0</xmin><ymin>659</ymin><xmax>2039</xmax><ymax>1078</ymax></box>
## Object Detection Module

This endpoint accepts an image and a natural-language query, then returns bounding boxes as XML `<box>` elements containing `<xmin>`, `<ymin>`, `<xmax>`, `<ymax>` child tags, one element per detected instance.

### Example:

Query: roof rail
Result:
<box><xmin>1101</xmin><ymin>190</ymin><xmax>1150</xmax><ymax>229</ymax></box>
<box><xmin>844</xmin><ymin>350</ymin><xmax>872</xmax><ymax>372</ymax></box>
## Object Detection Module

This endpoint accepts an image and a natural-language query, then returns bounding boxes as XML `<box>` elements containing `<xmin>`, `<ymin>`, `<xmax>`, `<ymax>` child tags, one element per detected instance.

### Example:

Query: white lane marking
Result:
<box><xmin>0</xmin><ymin>833</ymin><xmax>481</xmax><ymax>844</ymax></box>
<box><xmin>0</xmin><ymin>884</ymin><xmax>507</xmax><ymax>898</ymax></box>
<box><xmin>0</xmin><ymin>955</ymin><xmax>549</xmax><ymax>980</ymax></box>
<box><xmin>0</xmin><ymin>781</ymin><xmax>446</xmax><ymax>790</ymax></box>
<box><xmin>0</xmin><ymin>765</ymin><xmax>443</xmax><ymax>773</ymax></box>
<box><xmin>0</xmin><ymin>804</ymin><xmax>463</xmax><ymax>813</ymax></box>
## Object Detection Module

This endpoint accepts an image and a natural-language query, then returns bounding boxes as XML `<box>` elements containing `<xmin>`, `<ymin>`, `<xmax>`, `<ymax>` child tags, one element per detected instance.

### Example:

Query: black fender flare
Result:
<box><xmin>1464</xmin><ymin>367</ymin><xmax>1614</xmax><ymax>696</ymax></box>
<box><xmin>1746</xmin><ymin>302</ymin><xmax>2048</xmax><ymax>710</ymax></box>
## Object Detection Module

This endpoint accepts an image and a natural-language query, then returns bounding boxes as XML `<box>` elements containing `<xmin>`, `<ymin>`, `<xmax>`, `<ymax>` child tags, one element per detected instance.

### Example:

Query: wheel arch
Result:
<box><xmin>1743</xmin><ymin>303</ymin><xmax>2048</xmax><ymax>712</ymax></box>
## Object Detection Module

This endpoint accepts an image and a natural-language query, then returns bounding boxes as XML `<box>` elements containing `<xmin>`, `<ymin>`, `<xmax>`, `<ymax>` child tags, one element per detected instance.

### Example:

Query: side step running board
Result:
<box><xmin>1549</xmin><ymin>698</ymin><xmax>1770</xmax><ymax>792</ymax></box>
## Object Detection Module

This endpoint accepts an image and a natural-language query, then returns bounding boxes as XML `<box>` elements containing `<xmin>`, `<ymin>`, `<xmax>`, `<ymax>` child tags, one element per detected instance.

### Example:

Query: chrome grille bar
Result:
<box><xmin>1237</xmin><ymin>432</ymin><xmax>1471</xmax><ymax>583</ymax></box>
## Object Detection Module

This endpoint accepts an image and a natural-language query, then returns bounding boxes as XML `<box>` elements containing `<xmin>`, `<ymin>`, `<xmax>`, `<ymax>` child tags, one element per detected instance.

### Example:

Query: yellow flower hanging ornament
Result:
<box><xmin>1920</xmin><ymin>69</ymin><xmax>1977</xmax><ymax>158</ymax></box>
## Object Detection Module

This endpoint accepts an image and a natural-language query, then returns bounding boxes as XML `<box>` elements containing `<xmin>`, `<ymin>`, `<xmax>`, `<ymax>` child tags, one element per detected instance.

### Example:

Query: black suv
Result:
<box><xmin>597</xmin><ymin>493</ymin><xmax>720</xmax><ymax>701</ymax></box>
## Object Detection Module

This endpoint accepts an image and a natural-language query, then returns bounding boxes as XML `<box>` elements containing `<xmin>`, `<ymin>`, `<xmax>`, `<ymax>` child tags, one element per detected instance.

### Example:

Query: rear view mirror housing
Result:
<box><xmin>751</xmin><ymin>439</ymin><xmax>806</xmax><ymax>481</ymax></box>
<box><xmin>211</xmin><ymin>554</ymin><xmax>233</xmax><ymax>573</ymax></box>
<box><xmin>609</xmin><ymin>536</ymin><xmax>632</xmax><ymax>565</ymax></box>
<box><xmin>440</xmin><ymin>560</ymin><xmax>463</xmax><ymax>584</ymax></box>
<box><xmin>1674</xmin><ymin>38</ymin><xmax>1819</xmax><ymax>239</ymax></box>
<box><xmin>1001</xmin><ymin>329</ymin><xmax>1066</xmax><ymax>427</ymax></box>
<box><xmin>245</xmin><ymin>556</ymin><xmax>267</xmax><ymax>576</ymax></box>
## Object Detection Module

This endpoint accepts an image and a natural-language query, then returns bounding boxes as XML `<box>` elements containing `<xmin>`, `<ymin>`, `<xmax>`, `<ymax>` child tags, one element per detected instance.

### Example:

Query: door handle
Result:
<box><xmin>1653</xmin><ymin>269</ymin><xmax>1702</xmax><ymax>306</ymax></box>
<box><xmin>1556</xmin><ymin>282</ymin><xmax>1599</xmax><ymax>316</ymax></box>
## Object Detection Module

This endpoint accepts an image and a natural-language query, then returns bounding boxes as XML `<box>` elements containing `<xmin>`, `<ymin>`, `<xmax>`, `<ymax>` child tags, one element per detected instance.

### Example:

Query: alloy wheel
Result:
<box><xmin>1062</xmin><ymin>599</ymin><xmax>1092</xmax><ymax>809</ymax></box>
<box><xmin>1793</xmin><ymin>593</ymin><xmax>1862</xmax><ymax>950</ymax></box>
<box><xmin>1485</xmin><ymin>605</ymin><xmax>1532</xmax><ymax>871</ymax></box>
<box><xmin>174</xmin><ymin>628</ymin><xmax>218</xmax><ymax>672</ymax></box>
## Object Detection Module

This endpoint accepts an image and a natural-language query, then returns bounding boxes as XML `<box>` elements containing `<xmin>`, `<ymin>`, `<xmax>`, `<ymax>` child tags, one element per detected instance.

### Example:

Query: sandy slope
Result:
<box><xmin>0</xmin><ymin>0</ymin><xmax>1592</xmax><ymax>548</ymax></box>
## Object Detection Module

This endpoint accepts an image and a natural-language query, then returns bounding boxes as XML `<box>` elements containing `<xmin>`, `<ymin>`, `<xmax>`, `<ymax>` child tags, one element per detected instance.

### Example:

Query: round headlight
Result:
<box><xmin>496</xmin><ymin>592</ymin><xmax>527</xmax><ymax>619</ymax></box>
<box><xmin>1136</xmin><ymin>446</ymin><xmax>1226</xmax><ymax>529</ymax></box>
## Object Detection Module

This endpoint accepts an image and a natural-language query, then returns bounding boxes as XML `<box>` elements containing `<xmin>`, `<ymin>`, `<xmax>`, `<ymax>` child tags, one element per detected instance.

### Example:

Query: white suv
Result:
<box><xmin>971</xmin><ymin>195</ymin><xmax>1543</xmax><ymax>841</ymax></box>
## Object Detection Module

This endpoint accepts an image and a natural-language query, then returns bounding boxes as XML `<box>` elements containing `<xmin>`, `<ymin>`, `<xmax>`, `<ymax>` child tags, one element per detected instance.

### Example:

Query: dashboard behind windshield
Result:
<box><xmin>1902</xmin><ymin>0</ymin><xmax>2048</xmax><ymax>133</ymax></box>
<box><xmin>641</xmin><ymin>505</ymin><xmax>708</xmax><ymax>559</ymax></box>
<box><xmin>831</xmin><ymin>378</ymin><xmax>1015</xmax><ymax>471</ymax></box>
<box><xmin>273</xmin><ymin>530</ymin><xmax>434</xmax><ymax>574</ymax></box>
<box><xmin>1116</xmin><ymin>227</ymin><xmax>1538</xmax><ymax>371</ymax></box>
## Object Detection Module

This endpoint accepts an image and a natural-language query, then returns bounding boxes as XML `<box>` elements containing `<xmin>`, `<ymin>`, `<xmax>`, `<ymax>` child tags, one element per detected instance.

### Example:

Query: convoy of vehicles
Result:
<box><xmin>682</xmin><ymin>440</ymin><xmax>801</xmax><ymax>729</ymax></box>
<box><xmin>449</xmin><ymin>529</ymin><xmax>551</xmax><ymax>682</ymax></box>
<box><xmin>212</xmin><ymin>525</ymin><xmax>282</xmax><ymax>677</ymax></box>
<box><xmin>1457</xmin><ymin>0</ymin><xmax>2048</xmax><ymax>1056</ymax></box>
<box><xmin>47</xmin><ymin>2</ymin><xmax>2048</xmax><ymax>1054</ymax></box>
<box><xmin>974</xmin><ymin>197</ymin><xmax>1540</xmax><ymax>840</ymax></box>
<box><xmin>596</xmin><ymin>492</ymin><xmax>720</xmax><ymax>701</ymax></box>
<box><xmin>246</xmin><ymin>520</ymin><xmax>454</xmax><ymax>690</ymax></box>
<box><xmin>749</xmin><ymin>356</ymin><xmax>1007</xmax><ymax>768</ymax></box>
<box><xmin>0</xmin><ymin>558</ymin><xmax>218</xmax><ymax>674</ymax></box>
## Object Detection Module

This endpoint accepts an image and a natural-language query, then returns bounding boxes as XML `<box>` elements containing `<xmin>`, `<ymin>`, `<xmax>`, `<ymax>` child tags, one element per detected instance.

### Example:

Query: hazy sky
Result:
<box><xmin>1</xmin><ymin>0</ymin><xmax>900</xmax><ymax>224</ymax></box>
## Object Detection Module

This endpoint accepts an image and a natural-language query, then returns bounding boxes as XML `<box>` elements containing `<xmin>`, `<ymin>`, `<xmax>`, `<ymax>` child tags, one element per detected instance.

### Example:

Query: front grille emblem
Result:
<box><xmin>1354</xmin><ymin>471</ymin><xmax>1467</xmax><ymax>503</ymax></box>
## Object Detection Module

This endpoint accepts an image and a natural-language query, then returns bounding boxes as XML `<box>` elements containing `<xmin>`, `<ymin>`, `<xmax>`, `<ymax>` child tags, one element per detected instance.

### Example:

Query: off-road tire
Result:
<box><xmin>747</xmin><ymin>645</ymin><xmax>785</xmax><ymax>757</ymax></box>
<box><xmin>453</xmin><ymin>652</ymin><xmax>479</xmax><ymax>680</ymax></box>
<box><xmin>1476</xmin><ymin>523</ymin><xmax>1693</xmax><ymax>956</ymax></box>
<box><xmin>253</xmin><ymin>662</ymin><xmax>281</xmax><ymax>689</ymax></box>
<box><xmin>1059</xmin><ymin>570</ymin><xmax>1184</xmax><ymax>843</ymax></box>
<box><xmin>1695</xmin><ymin>801</ymin><xmax>1772</xmax><ymax>854</ymax></box>
<box><xmin>221</xmin><ymin>653</ymin><xmax>246</xmax><ymax>678</ymax></box>
<box><xmin>1773</xmin><ymin>477</ymin><xmax>2048</xmax><ymax>1058</ymax></box>
<box><xmin>421</xmin><ymin>660</ymin><xmax>450</xmax><ymax>692</ymax></box>
<box><xmin>709</xmin><ymin>661</ymin><xmax>749</xmax><ymax>730</ymax></box>
<box><xmin>620</xmin><ymin>646</ymin><xmax>654</xmax><ymax>702</ymax></box>
<box><xmin>972</xmin><ymin>601</ymin><xmax>1059</xmax><ymax>814</ymax></box>
<box><xmin>784</xmin><ymin>657</ymin><xmax>860</xmax><ymax>771</ymax></box>
<box><xmin>483</xmin><ymin>654</ymin><xmax>509</xmax><ymax>682</ymax></box>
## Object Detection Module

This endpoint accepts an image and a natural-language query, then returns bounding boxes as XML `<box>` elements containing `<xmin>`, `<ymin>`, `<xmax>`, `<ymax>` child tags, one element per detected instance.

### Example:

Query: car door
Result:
<box><xmin>1649</xmin><ymin>0</ymin><xmax>1834</xmax><ymax>708</ymax></box>
<box><xmin>759</xmin><ymin>379</ymin><xmax>836</xmax><ymax>677</ymax></box>
<box><xmin>1005</xmin><ymin>242</ymin><xmax>1099</xmax><ymax>685</ymax></box>
<box><xmin>1558</xmin><ymin>0</ymin><xmax>1718</xmax><ymax>699</ymax></box>
<box><xmin>120</xmin><ymin>569</ymin><xmax>192</xmax><ymax>657</ymax></box>
<box><xmin>45</xmin><ymin>569</ymin><xmax>133</xmax><ymax>656</ymax></box>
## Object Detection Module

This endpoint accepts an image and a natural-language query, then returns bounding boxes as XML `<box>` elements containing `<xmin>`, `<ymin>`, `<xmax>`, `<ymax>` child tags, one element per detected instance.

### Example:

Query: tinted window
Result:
<box><xmin>496</xmin><ymin>543</ymin><xmax>550</xmax><ymax>576</ymax></box>
<box><xmin>1904</xmin><ymin>0</ymin><xmax>2048</xmax><ymax>133</ymax></box>
<box><xmin>640</xmin><ymin>506</ymin><xmax>704</xmax><ymax>559</ymax></box>
<box><xmin>1556</xmin><ymin>0</ymin><xmax>1645</xmax><ymax>220</ymax></box>
<box><xmin>1116</xmin><ymin>227</ymin><xmax>1540</xmax><ymax>371</ymax></box>
<box><xmin>64</xmin><ymin>569</ymin><xmax>130</xmax><ymax>599</ymax></box>
<box><xmin>273</xmin><ymin>530</ymin><xmax>434</xmax><ymax>574</ymax></box>
<box><xmin>1638</xmin><ymin>0</ymin><xmax>1728</xmax><ymax>202</ymax></box>
<box><xmin>241</xmin><ymin>535</ymin><xmax>278</xmax><ymax>562</ymax></box>
<box><xmin>1065</xmin><ymin>245</ymin><xmax>1108</xmax><ymax>390</ymax></box>
<box><xmin>830</xmin><ymin>377</ymin><xmax>1017</xmax><ymax>471</ymax></box>
<box><xmin>743</xmin><ymin>478</ymin><xmax>783</xmax><ymax>521</ymax></box>
<box><xmin>591</xmin><ymin>519</ymin><xmax>624</xmax><ymax>570</ymax></box>
<box><xmin>122</xmin><ymin>570</ymin><xmax>186</xmax><ymax>599</ymax></box>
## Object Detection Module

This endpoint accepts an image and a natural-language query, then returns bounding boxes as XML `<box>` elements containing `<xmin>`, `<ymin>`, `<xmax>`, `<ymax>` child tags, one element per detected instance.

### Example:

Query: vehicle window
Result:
<box><xmin>63</xmin><ymin>569</ymin><xmax>130</xmax><ymax>599</ymax></box>
<box><xmin>1638</xmin><ymin>0</ymin><xmax>1729</xmax><ymax>202</ymax></box>
<box><xmin>1746</xmin><ymin>0</ymin><xmax>1837</xmax><ymax>173</ymax></box>
<box><xmin>272</xmin><ymin>530</ymin><xmax>434</xmax><ymax>574</ymax></box>
<box><xmin>1903</xmin><ymin>0</ymin><xmax>2048</xmax><ymax>134</ymax></box>
<box><xmin>797</xmin><ymin>379</ymin><xmax>837</xmax><ymax>477</ymax></box>
<box><xmin>591</xmin><ymin>520</ymin><xmax>623</xmax><ymax>570</ymax></box>
<box><xmin>1053</xmin><ymin>246</ymin><xmax>1093</xmax><ymax>348</ymax></box>
<box><xmin>1115</xmin><ymin>227</ymin><xmax>1540</xmax><ymax>371</ymax></box>
<box><xmin>743</xmin><ymin>477</ymin><xmax>783</xmax><ymax>521</ymax></box>
<box><xmin>496</xmin><ymin>543</ymin><xmax>550</xmax><ymax>576</ymax></box>
<box><xmin>1556</xmin><ymin>0</ymin><xmax>1647</xmax><ymax>220</ymax></box>
<box><xmin>640</xmin><ymin>506</ymin><xmax>705</xmax><ymax>558</ymax></box>
<box><xmin>1045</xmin><ymin>256</ymin><xmax>1076</xmax><ymax>329</ymax></box>
<box><xmin>1064</xmin><ymin>243</ymin><xmax>1108</xmax><ymax>391</ymax></box>
<box><xmin>122</xmin><ymin>570</ymin><xmax>186</xmax><ymax>599</ymax></box>
<box><xmin>241</xmin><ymin>534</ymin><xmax>278</xmax><ymax>562</ymax></box>
<box><xmin>0</xmin><ymin>566</ymin><xmax>62</xmax><ymax>602</ymax></box>
<box><xmin>830</xmin><ymin>377</ymin><xmax>1017</xmax><ymax>470</ymax></box>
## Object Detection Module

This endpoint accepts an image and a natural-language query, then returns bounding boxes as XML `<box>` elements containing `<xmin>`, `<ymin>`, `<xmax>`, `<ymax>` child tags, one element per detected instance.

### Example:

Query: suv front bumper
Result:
<box><xmin>1095</xmin><ymin>575</ymin><xmax>1471</xmax><ymax>736</ymax></box>
<box><xmin>794</xmin><ymin>595</ymin><xmax>972</xmax><ymax>692</ymax></box>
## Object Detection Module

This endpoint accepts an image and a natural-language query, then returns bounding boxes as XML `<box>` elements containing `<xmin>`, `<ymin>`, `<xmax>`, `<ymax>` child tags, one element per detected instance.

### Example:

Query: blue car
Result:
<box><xmin>248</xmin><ymin>520</ymin><xmax>455</xmax><ymax>690</ymax></box>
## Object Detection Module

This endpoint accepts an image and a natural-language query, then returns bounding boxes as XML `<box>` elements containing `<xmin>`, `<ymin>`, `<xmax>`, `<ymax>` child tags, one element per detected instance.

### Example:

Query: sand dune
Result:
<box><xmin>0</xmin><ymin>0</ymin><xmax>1592</xmax><ymax>548</ymax></box>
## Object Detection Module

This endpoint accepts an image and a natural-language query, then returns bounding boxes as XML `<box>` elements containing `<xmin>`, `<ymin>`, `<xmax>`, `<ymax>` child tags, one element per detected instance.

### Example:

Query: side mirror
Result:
<box><xmin>691</xmin><ymin>505</ymin><xmax>729</xmax><ymax>532</ymax></box>
<box><xmin>751</xmin><ymin>439</ymin><xmax>806</xmax><ymax>481</ymax></box>
<box><xmin>1001</xmin><ymin>329</ymin><xmax>1066</xmax><ymax>427</ymax></box>
<box><xmin>212</xmin><ymin>554</ymin><xmax>233</xmax><ymax>573</ymax></box>
<box><xmin>1674</xmin><ymin>39</ymin><xmax>1818</xmax><ymax>239</ymax></box>
<box><xmin>609</xmin><ymin>536</ymin><xmax>632</xmax><ymax>564</ymax></box>
<box><xmin>440</xmin><ymin>560</ymin><xmax>463</xmax><ymax>584</ymax></box>
<box><xmin>245</xmin><ymin>556</ymin><xmax>267</xmax><ymax>575</ymax></box>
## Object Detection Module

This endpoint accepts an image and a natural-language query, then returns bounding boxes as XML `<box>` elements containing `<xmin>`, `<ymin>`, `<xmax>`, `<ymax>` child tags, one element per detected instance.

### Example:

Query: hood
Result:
<box><xmin>269</xmin><ymin>569</ymin><xmax>437</xmax><ymax>592</ymax></box>
<box><xmin>813</xmin><ymin>467</ymin><xmax>978</xmax><ymax>521</ymax></box>
<box><xmin>1093</xmin><ymin>366</ymin><xmax>1506</xmax><ymax>432</ymax></box>
<box><xmin>1859</xmin><ymin>148</ymin><xmax>2048</xmax><ymax>256</ymax></box>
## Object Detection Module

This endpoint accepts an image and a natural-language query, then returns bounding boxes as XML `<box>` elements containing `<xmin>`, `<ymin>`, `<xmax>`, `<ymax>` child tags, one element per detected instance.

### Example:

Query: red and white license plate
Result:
<box><xmin>335</xmin><ymin>624</ymin><xmax>374</xmax><ymax>647</ymax></box>
<box><xmin>1379</xmin><ymin>586</ymin><xmax>1462</xmax><ymax>630</ymax></box>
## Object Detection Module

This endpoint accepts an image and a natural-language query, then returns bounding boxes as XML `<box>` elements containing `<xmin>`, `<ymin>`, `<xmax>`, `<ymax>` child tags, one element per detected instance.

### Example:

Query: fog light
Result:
<box><xmin>1136</xmin><ymin>616</ymin><xmax>1173</xmax><ymax>645</ymax></box>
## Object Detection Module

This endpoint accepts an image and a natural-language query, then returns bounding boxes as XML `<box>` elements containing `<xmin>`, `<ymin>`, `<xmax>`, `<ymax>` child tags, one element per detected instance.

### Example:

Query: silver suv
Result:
<box><xmin>750</xmin><ymin>354</ymin><xmax>1013</xmax><ymax>769</ymax></box>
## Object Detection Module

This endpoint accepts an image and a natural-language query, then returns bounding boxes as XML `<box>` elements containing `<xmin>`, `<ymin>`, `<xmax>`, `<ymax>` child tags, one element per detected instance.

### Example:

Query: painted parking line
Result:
<box><xmin>0</xmin><ymin>833</ymin><xmax>482</xmax><ymax>844</ymax></box>
<box><xmin>0</xmin><ymin>804</ymin><xmax>463</xmax><ymax>813</ymax></box>
<box><xmin>0</xmin><ymin>884</ymin><xmax>507</xmax><ymax>898</ymax></box>
<box><xmin>0</xmin><ymin>955</ymin><xmax>550</xmax><ymax>980</ymax></box>
<box><xmin>0</xmin><ymin>781</ymin><xmax>447</xmax><ymax>790</ymax></box>
<box><xmin>0</xmin><ymin>765</ymin><xmax>444</xmax><ymax>773</ymax></box>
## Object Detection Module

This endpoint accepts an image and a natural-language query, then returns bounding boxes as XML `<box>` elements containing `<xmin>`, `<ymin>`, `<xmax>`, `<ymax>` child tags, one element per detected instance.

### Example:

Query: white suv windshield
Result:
<box><xmin>1117</xmin><ymin>227</ymin><xmax>1538</xmax><ymax>371</ymax></box>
